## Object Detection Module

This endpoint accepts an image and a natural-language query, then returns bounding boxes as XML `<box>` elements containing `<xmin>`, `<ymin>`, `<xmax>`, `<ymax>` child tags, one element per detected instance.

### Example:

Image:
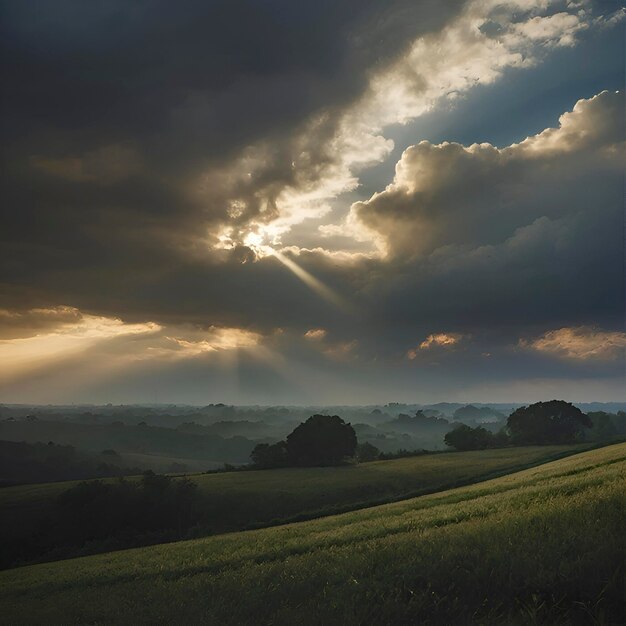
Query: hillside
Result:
<box><xmin>0</xmin><ymin>444</ymin><xmax>589</xmax><ymax>568</ymax></box>
<box><xmin>2</xmin><ymin>443</ymin><xmax>624</xmax><ymax>624</ymax></box>
<box><xmin>0</xmin><ymin>419</ymin><xmax>255</xmax><ymax>467</ymax></box>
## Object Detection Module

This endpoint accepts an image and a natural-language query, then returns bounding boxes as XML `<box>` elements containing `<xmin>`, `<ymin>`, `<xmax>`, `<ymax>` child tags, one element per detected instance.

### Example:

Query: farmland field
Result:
<box><xmin>2</xmin><ymin>442</ymin><xmax>624</xmax><ymax>624</ymax></box>
<box><xmin>0</xmin><ymin>444</ymin><xmax>591</xmax><ymax>568</ymax></box>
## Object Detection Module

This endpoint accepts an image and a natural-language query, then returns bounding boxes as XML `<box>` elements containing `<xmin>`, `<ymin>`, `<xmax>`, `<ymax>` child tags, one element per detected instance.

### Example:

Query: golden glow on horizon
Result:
<box><xmin>0</xmin><ymin>314</ymin><xmax>160</xmax><ymax>380</ymax></box>
<box><xmin>0</xmin><ymin>306</ymin><xmax>268</xmax><ymax>384</ymax></box>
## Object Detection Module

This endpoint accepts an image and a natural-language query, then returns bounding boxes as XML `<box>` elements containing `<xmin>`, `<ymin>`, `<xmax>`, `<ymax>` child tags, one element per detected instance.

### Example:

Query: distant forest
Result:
<box><xmin>1</xmin><ymin>401</ymin><xmax>624</xmax><ymax>485</ymax></box>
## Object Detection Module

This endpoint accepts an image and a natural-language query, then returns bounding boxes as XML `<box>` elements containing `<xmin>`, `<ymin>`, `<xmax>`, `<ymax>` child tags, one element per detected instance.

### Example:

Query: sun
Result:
<box><xmin>243</xmin><ymin>231</ymin><xmax>264</xmax><ymax>249</ymax></box>
<box><xmin>243</xmin><ymin>229</ymin><xmax>277</xmax><ymax>258</ymax></box>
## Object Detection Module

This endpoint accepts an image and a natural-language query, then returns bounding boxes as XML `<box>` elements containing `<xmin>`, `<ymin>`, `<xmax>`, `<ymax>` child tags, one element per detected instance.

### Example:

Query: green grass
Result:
<box><xmin>0</xmin><ymin>444</ymin><xmax>589</xmax><ymax>535</ymax></box>
<box><xmin>1</xmin><ymin>442</ymin><xmax>624</xmax><ymax>624</ymax></box>
<box><xmin>190</xmin><ymin>444</ymin><xmax>592</xmax><ymax>521</ymax></box>
<box><xmin>0</xmin><ymin>444</ymin><xmax>591</xmax><ymax>568</ymax></box>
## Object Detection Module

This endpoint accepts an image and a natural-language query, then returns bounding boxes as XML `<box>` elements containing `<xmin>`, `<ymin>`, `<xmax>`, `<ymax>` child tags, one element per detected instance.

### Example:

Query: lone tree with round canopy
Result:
<box><xmin>286</xmin><ymin>414</ymin><xmax>357</xmax><ymax>466</ymax></box>
<box><xmin>507</xmin><ymin>400</ymin><xmax>591</xmax><ymax>445</ymax></box>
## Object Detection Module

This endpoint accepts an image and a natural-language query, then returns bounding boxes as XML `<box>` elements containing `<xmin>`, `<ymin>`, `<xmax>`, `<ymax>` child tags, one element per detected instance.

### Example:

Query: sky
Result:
<box><xmin>0</xmin><ymin>0</ymin><xmax>624</xmax><ymax>405</ymax></box>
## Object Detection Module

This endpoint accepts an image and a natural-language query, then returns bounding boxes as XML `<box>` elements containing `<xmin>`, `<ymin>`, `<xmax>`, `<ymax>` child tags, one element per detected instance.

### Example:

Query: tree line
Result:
<box><xmin>444</xmin><ymin>400</ymin><xmax>624</xmax><ymax>451</ymax></box>
<box><xmin>252</xmin><ymin>401</ymin><xmax>624</xmax><ymax>465</ymax></box>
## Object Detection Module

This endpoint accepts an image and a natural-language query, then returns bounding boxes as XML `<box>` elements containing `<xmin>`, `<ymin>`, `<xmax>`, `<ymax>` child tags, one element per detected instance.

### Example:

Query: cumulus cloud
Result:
<box><xmin>520</xmin><ymin>327</ymin><xmax>626</xmax><ymax>361</ymax></box>
<box><xmin>304</xmin><ymin>328</ymin><xmax>327</xmax><ymax>340</ymax></box>
<box><xmin>352</xmin><ymin>89</ymin><xmax>623</xmax><ymax>259</ymax></box>
<box><xmin>349</xmin><ymin>89</ymin><xmax>624</xmax><ymax>377</ymax></box>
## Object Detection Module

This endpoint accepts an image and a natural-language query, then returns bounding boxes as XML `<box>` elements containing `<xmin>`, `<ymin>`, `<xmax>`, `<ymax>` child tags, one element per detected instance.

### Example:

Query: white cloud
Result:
<box><xmin>513</xmin><ymin>89</ymin><xmax>623</xmax><ymax>156</ymax></box>
<box><xmin>507</xmin><ymin>12</ymin><xmax>586</xmax><ymax>47</ymax></box>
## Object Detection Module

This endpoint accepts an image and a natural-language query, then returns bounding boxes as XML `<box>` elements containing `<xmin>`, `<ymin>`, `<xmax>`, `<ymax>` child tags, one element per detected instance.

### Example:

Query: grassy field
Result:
<box><xmin>1</xmin><ymin>442</ymin><xmax>624</xmax><ymax>624</ymax></box>
<box><xmin>0</xmin><ymin>444</ymin><xmax>590</xmax><ymax>520</ymax></box>
<box><xmin>188</xmin><ymin>444</ymin><xmax>595</xmax><ymax>529</ymax></box>
<box><xmin>0</xmin><ymin>444</ymin><xmax>591</xmax><ymax>568</ymax></box>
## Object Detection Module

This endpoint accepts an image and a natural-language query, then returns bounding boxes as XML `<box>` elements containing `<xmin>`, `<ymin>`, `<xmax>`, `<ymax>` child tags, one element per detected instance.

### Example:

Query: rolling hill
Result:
<box><xmin>1</xmin><ymin>444</ymin><xmax>590</xmax><ymax>568</ymax></box>
<box><xmin>1</xmin><ymin>442</ymin><xmax>624</xmax><ymax>624</ymax></box>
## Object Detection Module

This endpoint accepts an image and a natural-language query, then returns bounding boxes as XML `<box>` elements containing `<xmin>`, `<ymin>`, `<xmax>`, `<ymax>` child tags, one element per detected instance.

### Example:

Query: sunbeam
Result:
<box><xmin>267</xmin><ymin>248</ymin><xmax>353</xmax><ymax>313</ymax></box>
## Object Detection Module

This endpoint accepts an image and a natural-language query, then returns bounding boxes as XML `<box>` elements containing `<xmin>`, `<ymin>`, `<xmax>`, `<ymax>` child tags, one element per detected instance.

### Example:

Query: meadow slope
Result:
<box><xmin>1</xmin><ymin>443</ymin><xmax>624</xmax><ymax>625</ymax></box>
<box><xmin>0</xmin><ymin>444</ymin><xmax>590</xmax><ymax>568</ymax></box>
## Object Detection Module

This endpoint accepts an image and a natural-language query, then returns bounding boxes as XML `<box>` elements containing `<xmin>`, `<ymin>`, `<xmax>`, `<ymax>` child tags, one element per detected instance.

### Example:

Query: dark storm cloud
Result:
<box><xmin>0</xmin><ymin>0</ymin><xmax>465</xmax><ymax>318</ymax></box>
<box><xmin>2</xmin><ymin>69</ymin><xmax>622</xmax><ymax>350</ymax></box>
<box><xmin>1</xmin><ymin>0</ymin><xmax>461</xmax><ymax>151</ymax></box>
<box><xmin>0</xmin><ymin>0</ymin><xmax>466</xmax><ymax>182</ymax></box>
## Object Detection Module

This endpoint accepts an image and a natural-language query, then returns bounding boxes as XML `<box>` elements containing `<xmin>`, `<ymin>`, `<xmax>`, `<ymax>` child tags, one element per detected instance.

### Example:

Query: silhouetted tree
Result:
<box><xmin>250</xmin><ymin>441</ymin><xmax>288</xmax><ymax>469</ymax></box>
<box><xmin>356</xmin><ymin>441</ymin><xmax>380</xmax><ymax>462</ymax></box>
<box><xmin>507</xmin><ymin>400</ymin><xmax>591</xmax><ymax>445</ymax></box>
<box><xmin>54</xmin><ymin>472</ymin><xmax>199</xmax><ymax>545</ymax></box>
<box><xmin>492</xmin><ymin>428</ymin><xmax>511</xmax><ymax>448</ymax></box>
<box><xmin>587</xmin><ymin>412</ymin><xmax>618</xmax><ymax>441</ymax></box>
<box><xmin>286</xmin><ymin>414</ymin><xmax>357</xmax><ymax>466</ymax></box>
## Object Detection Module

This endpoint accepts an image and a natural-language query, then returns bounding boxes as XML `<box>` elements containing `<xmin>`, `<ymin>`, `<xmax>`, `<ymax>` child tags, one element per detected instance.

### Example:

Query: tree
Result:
<box><xmin>250</xmin><ymin>441</ymin><xmax>288</xmax><ymax>469</ymax></box>
<box><xmin>492</xmin><ymin>427</ymin><xmax>510</xmax><ymax>448</ymax></box>
<box><xmin>444</xmin><ymin>424</ymin><xmax>494</xmax><ymax>451</ymax></box>
<box><xmin>585</xmin><ymin>412</ymin><xmax>619</xmax><ymax>441</ymax></box>
<box><xmin>507</xmin><ymin>400</ymin><xmax>591</xmax><ymax>445</ymax></box>
<box><xmin>286</xmin><ymin>414</ymin><xmax>357</xmax><ymax>466</ymax></box>
<box><xmin>356</xmin><ymin>441</ymin><xmax>380</xmax><ymax>462</ymax></box>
